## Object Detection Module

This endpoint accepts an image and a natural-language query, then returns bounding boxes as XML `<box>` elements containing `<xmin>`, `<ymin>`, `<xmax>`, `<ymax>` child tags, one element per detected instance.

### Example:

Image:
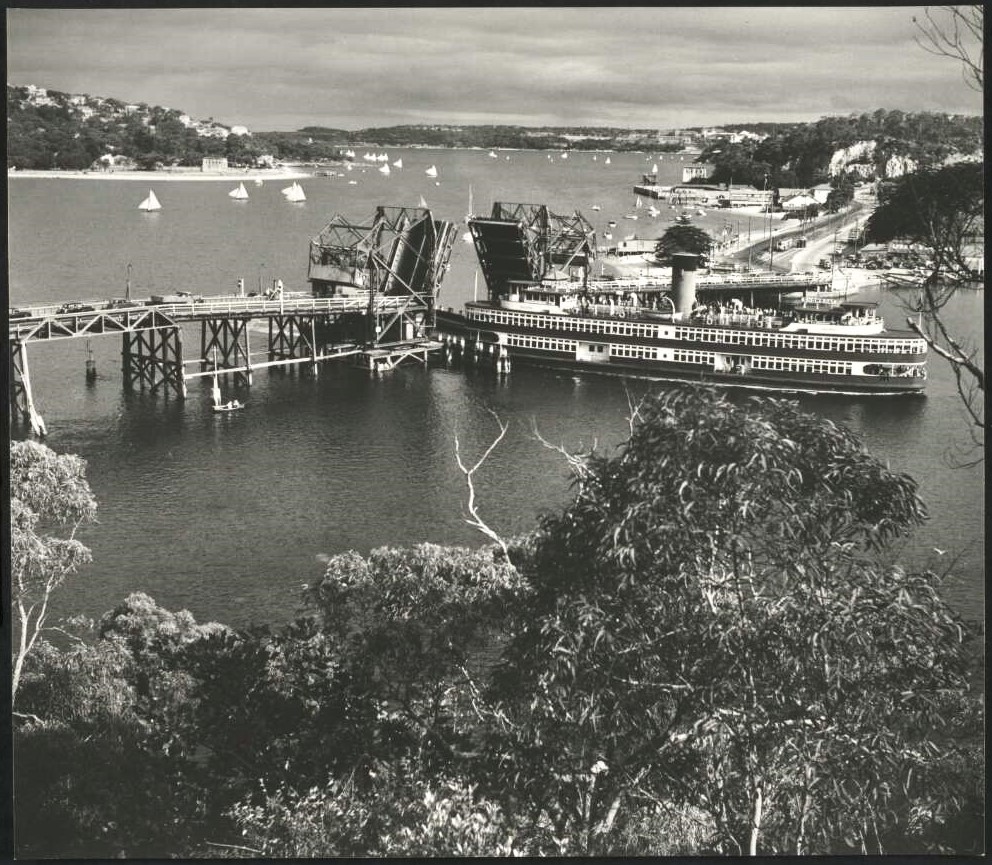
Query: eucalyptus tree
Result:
<box><xmin>10</xmin><ymin>440</ymin><xmax>97</xmax><ymax>703</ymax></box>
<box><xmin>654</xmin><ymin>224</ymin><xmax>714</xmax><ymax>264</ymax></box>
<box><xmin>482</xmin><ymin>387</ymin><xmax>974</xmax><ymax>854</ymax></box>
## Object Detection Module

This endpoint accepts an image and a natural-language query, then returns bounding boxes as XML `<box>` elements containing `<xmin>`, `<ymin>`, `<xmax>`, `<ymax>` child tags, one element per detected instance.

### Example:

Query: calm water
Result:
<box><xmin>8</xmin><ymin>149</ymin><xmax>985</xmax><ymax>627</ymax></box>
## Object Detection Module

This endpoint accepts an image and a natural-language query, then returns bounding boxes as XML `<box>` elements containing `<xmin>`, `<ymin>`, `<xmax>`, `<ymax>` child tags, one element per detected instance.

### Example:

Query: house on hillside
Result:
<box><xmin>811</xmin><ymin>183</ymin><xmax>833</xmax><ymax>205</ymax></box>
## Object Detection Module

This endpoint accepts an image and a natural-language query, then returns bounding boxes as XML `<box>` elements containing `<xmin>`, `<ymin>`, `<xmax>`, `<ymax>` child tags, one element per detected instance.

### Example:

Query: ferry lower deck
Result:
<box><xmin>435</xmin><ymin>304</ymin><xmax>927</xmax><ymax>395</ymax></box>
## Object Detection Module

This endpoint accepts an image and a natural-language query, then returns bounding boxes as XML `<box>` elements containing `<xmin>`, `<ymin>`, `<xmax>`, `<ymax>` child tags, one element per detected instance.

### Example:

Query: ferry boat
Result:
<box><xmin>435</xmin><ymin>202</ymin><xmax>927</xmax><ymax>395</ymax></box>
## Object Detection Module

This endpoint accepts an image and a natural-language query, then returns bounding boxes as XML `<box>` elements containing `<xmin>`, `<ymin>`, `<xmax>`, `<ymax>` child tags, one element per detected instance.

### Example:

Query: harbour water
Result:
<box><xmin>8</xmin><ymin>149</ymin><xmax>985</xmax><ymax>628</ymax></box>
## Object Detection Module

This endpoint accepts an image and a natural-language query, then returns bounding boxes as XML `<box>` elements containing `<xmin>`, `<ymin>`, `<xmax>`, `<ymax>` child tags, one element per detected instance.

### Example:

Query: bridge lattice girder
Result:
<box><xmin>471</xmin><ymin>202</ymin><xmax>597</xmax><ymax>299</ymax></box>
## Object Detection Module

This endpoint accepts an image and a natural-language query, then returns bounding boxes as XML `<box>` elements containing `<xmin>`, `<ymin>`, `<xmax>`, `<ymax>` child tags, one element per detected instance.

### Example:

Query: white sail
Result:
<box><xmin>604</xmin><ymin>156</ymin><xmax>612</xmax><ymax>165</ymax></box>
<box><xmin>590</xmin><ymin>205</ymin><xmax>601</xmax><ymax>211</ymax></box>
<box><xmin>284</xmin><ymin>182</ymin><xmax>306</xmax><ymax>202</ymax></box>
<box><xmin>138</xmin><ymin>190</ymin><xmax>161</xmax><ymax>211</ymax></box>
<box><xmin>462</xmin><ymin>231</ymin><xmax>473</xmax><ymax>243</ymax></box>
<box><xmin>211</xmin><ymin>372</ymin><xmax>222</xmax><ymax>407</ymax></box>
<box><xmin>281</xmin><ymin>183</ymin><xmax>296</xmax><ymax>195</ymax></box>
<box><xmin>229</xmin><ymin>182</ymin><xmax>249</xmax><ymax>200</ymax></box>
<box><xmin>651</xmin><ymin>163</ymin><xmax>659</xmax><ymax>174</ymax></box>
<box><xmin>392</xmin><ymin>158</ymin><xmax>403</xmax><ymax>168</ymax></box>
<box><xmin>425</xmin><ymin>165</ymin><xmax>438</xmax><ymax>178</ymax></box>
<box><xmin>419</xmin><ymin>194</ymin><xmax>428</xmax><ymax>208</ymax></box>
<box><xmin>603</xmin><ymin>232</ymin><xmax>613</xmax><ymax>240</ymax></box>
<box><xmin>635</xmin><ymin>196</ymin><xmax>643</xmax><ymax>208</ymax></box>
<box><xmin>489</xmin><ymin>150</ymin><xmax>498</xmax><ymax>158</ymax></box>
<box><xmin>561</xmin><ymin>152</ymin><xmax>569</xmax><ymax>159</ymax></box>
<box><xmin>379</xmin><ymin>163</ymin><xmax>391</xmax><ymax>176</ymax></box>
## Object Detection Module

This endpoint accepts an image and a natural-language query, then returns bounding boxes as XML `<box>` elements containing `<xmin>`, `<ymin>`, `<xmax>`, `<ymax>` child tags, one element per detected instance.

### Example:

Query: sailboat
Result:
<box><xmin>211</xmin><ymin>358</ymin><xmax>243</xmax><ymax>413</ymax></box>
<box><xmin>282</xmin><ymin>181</ymin><xmax>306</xmax><ymax>202</ymax></box>
<box><xmin>425</xmin><ymin>165</ymin><xmax>438</xmax><ymax>178</ymax></box>
<box><xmin>138</xmin><ymin>190</ymin><xmax>161</xmax><ymax>211</ymax></box>
<box><xmin>379</xmin><ymin>163</ymin><xmax>391</xmax><ymax>176</ymax></box>
<box><xmin>392</xmin><ymin>157</ymin><xmax>403</xmax><ymax>168</ymax></box>
<box><xmin>647</xmin><ymin>205</ymin><xmax>660</xmax><ymax>218</ymax></box>
<box><xmin>604</xmin><ymin>156</ymin><xmax>612</xmax><ymax>165</ymax></box>
<box><xmin>253</xmin><ymin>178</ymin><xmax>264</xmax><ymax>186</ymax></box>
<box><xmin>488</xmin><ymin>150</ymin><xmax>498</xmax><ymax>159</ymax></box>
<box><xmin>635</xmin><ymin>196</ymin><xmax>643</xmax><ymax>209</ymax></box>
<box><xmin>419</xmin><ymin>194</ymin><xmax>428</xmax><ymax>208</ymax></box>
<box><xmin>590</xmin><ymin>205</ymin><xmax>601</xmax><ymax>211</ymax></box>
<box><xmin>651</xmin><ymin>163</ymin><xmax>659</xmax><ymax>174</ymax></box>
<box><xmin>229</xmin><ymin>182</ymin><xmax>249</xmax><ymax>200</ymax></box>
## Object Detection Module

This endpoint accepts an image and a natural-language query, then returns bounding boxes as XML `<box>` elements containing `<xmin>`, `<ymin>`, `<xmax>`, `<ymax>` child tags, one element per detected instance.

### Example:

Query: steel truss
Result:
<box><xmin>471</xmin><ymin>202</ymin><xmax>597</xmax><ymax>300</ymax></box>
<box><xmin>308</xmin><ymin>205</ymin><xmax>456</xmax><ymax>351</ymax></box>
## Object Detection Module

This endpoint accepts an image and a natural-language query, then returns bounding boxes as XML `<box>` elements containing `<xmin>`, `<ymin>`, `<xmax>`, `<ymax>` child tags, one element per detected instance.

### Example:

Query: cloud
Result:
<box><xmin>7</xmin><ymin>7</ymin><xmax>983</xmax><ymax>130</ymax></box>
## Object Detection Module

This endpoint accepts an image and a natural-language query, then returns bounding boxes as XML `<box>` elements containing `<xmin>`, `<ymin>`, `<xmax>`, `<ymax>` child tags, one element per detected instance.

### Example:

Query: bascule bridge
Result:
<box><xmin>9</xmin><ymin>205</ymin><xmax>456</xmax><ymax>436</ymax></box>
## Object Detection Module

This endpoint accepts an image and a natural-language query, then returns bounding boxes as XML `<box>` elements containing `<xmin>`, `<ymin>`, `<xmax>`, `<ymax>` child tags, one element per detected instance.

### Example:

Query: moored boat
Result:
<box><xmin>435</xmin><ymin>202</ymin><xmax>927</xmax><ymax>395</ymax></box>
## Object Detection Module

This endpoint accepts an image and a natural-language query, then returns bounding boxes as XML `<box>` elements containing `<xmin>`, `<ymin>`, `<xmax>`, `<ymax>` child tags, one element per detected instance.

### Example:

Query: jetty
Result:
<box><xmin>9</xmin><ymin>205</ymin><xmax>456</xmax><ymax>435</ymax></box>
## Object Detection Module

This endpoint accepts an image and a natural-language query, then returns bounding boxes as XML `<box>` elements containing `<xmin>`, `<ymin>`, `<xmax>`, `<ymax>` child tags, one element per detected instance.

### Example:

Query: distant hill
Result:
<box><xmin>7</xmin><ymin>84</ymin><xmax>983</xmax><ymax>185</ymax></box>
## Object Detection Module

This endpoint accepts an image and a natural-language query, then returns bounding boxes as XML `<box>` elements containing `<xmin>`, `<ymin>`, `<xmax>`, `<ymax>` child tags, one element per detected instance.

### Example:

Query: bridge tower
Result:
<box><xmin>468</xmin><ymin>202</ymin><xmax>595</xmax><ymax>302</ymax></box>
<box><xmin>121</xmin><ymin>324</ymin><xmax>187</xmax><ymax>398</ymax></box>
<box><xmin>308</xmin><ymin>205</ymin><xmax>457</xmax><ymax>372</ymax></box>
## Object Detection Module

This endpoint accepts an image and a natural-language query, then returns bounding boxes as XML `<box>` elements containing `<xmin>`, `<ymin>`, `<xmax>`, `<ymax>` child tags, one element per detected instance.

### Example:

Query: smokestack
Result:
<box><xmin>671</xmin><ymin>252</ymin><xmax>700</xmax><ymax>316</ymax></box>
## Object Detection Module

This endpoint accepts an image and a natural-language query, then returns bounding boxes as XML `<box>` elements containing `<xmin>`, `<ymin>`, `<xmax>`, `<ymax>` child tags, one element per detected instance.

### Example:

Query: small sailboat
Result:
<box><xmin>603</xmin><ymin>231</ymin><xmax>613</xmax><ymax>240</ymax></box>
<box><xmin>379</xmin><ymin>163</ymin><xmax>391</xmax><ymax>176</ymax></box>
<box><xmin>561</xmin><ymin>151</ymin><xmax>569</xmax><ymax>159</ymax></box>
<box><xmin>425</xmin><ymin>165</ymin><xmax>438</xmax><ymax>178</ymax></box>
<box><xmin>647</xmin><ymin>205</ymin><xmax>660</xmax><ymax>218</ymax></box>
<box><xmin>608</xmin><ymin>220</ymin><xmax>617</xmax><ymax>227</ymax></box>
<box><xmin>590</xmin><ymin>205</ymin><xmax>601</xmax><ymax>211</ymax></box>
<box><xmin>282</xmin><ymin>181</ymin><xmax>306</xmax><ymax>202</ymax></box>
<box><xmin>604</xmin><ymin>156</ymin><xmax>612</xmax><ymax>165</ymax></box>
<box><xmin>138</xmin><ymin>190</ymin><xmax>161</xmax><ymax>211</ymax></box>
<box><xmin>348</xmin><ymin>180</ymin><xmax>358</xmax><ymax>185</ymax></box>
<box><xmin>392</xmin><ymin>158</ymin><xmax>403</xmax><ymax>168</ymax></box>
<box><xmin>211</xmin><ymin>361</ymin><xmax>243</xmax><ymax>413</ymax></box>
<box><xmin>635</xmin><ymin>196</ymin><xmax>643</xmax><ymax>209</ymax></box>
<box><xmin>419</xmin><ymin>194</ymin><xmax>428</xmax><ymax>208</ymax></box>
<box><xmin>489</xmin><ymin>150</ymin><xmax>498</xmax><ymax>159</ymax></box>
<box><xmin>462</xmin><ymin>230</ymin><xmax>473</xmax><ymax>243</ymax></box>
<box><xmin>593</xmin><ymin>155</ymin><xmax>598</xmax><ymax>161</ymax></box>
<box><xmin>623</xmin><ymin>213</ymin><xmax>638</xmax><ymax>220</ymax></box>
<box><xmin>651</xmin><ymin>163</ymin><xmax>659</xmax><ymax>174</ymax></box>
<box><xmin>229</xmin><ymin>182</ymin><xmax>249</xmax><ymax>200</ymax></box>
<box><xmin>254</xmin><ymin>178</ymin><xmax>264</xmax><ymax>186</ymax></box>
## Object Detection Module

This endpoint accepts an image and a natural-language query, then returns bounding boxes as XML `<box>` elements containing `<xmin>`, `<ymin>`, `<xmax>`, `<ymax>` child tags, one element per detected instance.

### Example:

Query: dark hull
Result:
<box><xmin>435</xmin><ymin>310</ymin><xmax>926</xmax><ymax>396</ymax></box>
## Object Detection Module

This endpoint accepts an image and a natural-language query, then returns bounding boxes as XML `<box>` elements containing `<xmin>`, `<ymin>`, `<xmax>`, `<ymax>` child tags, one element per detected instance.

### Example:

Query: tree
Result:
<box><xmin>825</xmin><ymin>172</ymin><xmax>856</xmax><ymax>213</ymax></box>
<box><xmin>654</xmin><ymin>224</ymin><xmax>713</xmax><ymax>264</ymax></box>
<box><xmin>913</xmin><ymin>6</ymin><xmax>983</xmax><ymax>92</ymax></box>
<box><xmin>866</xmin><ymin>162</ymin><xmax>985</xmax><ymax>441</ymax></box>
<box><xmin>10</xmin><ymin>441</ymin><xmax>97</xmax><ymax>703</ymax></box>
<box><xmin>482</xmin><ymin>387</ymin><xmax>975</xmax><ymax>854</ymax></box>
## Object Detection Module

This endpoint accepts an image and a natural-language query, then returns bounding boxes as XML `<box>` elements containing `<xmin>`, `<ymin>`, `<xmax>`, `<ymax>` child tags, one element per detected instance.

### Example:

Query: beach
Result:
<box><xmin>7</xmin><ymin>167</ymin><xmax>313</xmax><ymax>181</ymax></box>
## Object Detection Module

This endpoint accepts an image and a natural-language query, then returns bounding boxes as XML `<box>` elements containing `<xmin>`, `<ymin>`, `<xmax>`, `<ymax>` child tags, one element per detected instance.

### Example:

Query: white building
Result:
<box><xmin>229</xmin><ymin>125</ymin><xmax>251</xmax><ymax>137</ymax></box>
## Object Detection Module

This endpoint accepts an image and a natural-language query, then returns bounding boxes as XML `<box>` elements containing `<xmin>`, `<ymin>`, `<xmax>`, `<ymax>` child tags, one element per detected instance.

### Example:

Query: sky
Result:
<box><xmin>6</xmin><ymin>7</ymin><xmax>984</xmax><ymax>131</ymax></box>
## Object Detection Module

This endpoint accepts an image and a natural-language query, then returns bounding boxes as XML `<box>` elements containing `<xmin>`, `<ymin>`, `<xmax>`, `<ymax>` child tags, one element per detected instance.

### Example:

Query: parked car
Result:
<box><xmin>107</xmin><ymin>298</ymin><xmax>142</xmax><ymax>309</ymax></box>
<box><xmin>10</xmin><ymin>307</ymin><xmax>32</xmax><ymax>319</ymax></box>
<box><xmin>57</xmin><ymin>302</ymin><xmax>96</xmax><ymax>315</ymax></box>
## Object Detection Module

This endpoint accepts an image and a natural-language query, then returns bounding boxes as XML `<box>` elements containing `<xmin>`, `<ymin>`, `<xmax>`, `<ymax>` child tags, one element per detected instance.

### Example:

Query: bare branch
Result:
<box><xmin>913</xmin><ymin>6</ymin><xmax>984</xmax><ymax>91</ymax></box>
<box><xmin>454</xmin><ymin>409</ymin><xmax>510</xmax><ymax>559</ymax></box>
<box><xmin>530</xmin><ymin>418</ymin><xmax>594</xmax><ymax>482</ymax></box>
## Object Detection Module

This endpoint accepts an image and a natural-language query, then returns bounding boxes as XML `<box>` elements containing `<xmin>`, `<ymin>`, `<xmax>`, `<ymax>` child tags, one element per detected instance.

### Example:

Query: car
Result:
<box><xmin>10</xmin><ymin>307</ymin><xmax>32</xmax><ymax>319</ymax></box>
<box><xmin>107</xmin><ymin>298</ymin><xmax>142</xmax><ymax>309</ymax></box>
<box><xmin>57</xmin><ymin>302</ymin><xmax>96</xmax><ymax>315</ymax></box>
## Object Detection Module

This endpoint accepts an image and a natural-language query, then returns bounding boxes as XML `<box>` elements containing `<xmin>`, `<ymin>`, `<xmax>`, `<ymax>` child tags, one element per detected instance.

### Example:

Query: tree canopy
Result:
<box><xmin>655</xmin><ymin>224</ymin><xmax>714</xmax><ymax>263</ymax></box>
<box><xmin>12</xmin><ymin>392</ymin><xmax>982</xmax><ymax>857</ymax></box>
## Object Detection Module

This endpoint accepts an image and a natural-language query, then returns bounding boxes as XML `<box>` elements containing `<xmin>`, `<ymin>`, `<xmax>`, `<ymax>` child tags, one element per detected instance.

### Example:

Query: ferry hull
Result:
<box><xmin>435</xmin><ymin>311</ymin><xmax>926</xmax><ymax>396</ymax></box>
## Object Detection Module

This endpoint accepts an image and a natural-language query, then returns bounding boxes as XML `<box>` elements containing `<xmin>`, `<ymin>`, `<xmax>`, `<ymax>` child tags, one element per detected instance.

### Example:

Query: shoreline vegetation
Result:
<box><xmin>8</xmin><ymin>167</ymin><xmax>311</xmax><ymax>181</ymax></box>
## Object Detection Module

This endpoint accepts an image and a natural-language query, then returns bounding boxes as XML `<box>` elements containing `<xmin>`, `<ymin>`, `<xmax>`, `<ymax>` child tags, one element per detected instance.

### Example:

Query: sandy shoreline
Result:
<box><xmin>8</xmin><ymin>168</ymin><xmax>313</xmax><ymax>181</ymax></box>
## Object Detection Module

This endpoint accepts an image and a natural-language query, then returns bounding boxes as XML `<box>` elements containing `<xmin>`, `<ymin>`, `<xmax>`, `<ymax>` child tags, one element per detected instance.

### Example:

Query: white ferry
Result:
<box><xmin>435</xmin><ymin>203</ymin><xmax>927</xmax><ymax>395</ymax></box>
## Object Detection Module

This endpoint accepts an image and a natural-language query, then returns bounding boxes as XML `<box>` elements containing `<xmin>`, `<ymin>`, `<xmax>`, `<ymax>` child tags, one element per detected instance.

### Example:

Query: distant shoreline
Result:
<box><xmin>7</xmin><ymin>168</ymin><xmax>312</xmax><ymax>181</ymax></box>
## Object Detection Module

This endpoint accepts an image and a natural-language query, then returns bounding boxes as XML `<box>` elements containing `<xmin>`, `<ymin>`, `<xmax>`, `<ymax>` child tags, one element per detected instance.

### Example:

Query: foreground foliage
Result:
<box><xmin>12</xmin><ymin>389</ymin><xmax>983</xmax><ymax>856</ymax></box>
